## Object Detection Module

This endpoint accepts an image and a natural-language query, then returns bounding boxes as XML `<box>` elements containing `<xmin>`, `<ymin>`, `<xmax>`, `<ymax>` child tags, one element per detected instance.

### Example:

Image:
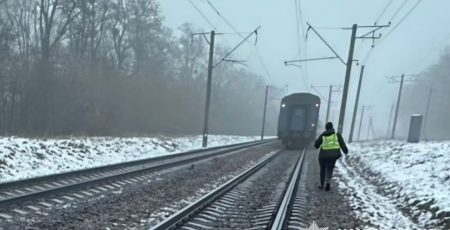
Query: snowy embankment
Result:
<box><xmin>0</xmin><ymin>135</ymin><xmax>259</xmax><ymax>183</ymax></box>
<box><xmin>337</xmin><ymin>141</ymin><xmax>450</xmax><ymax>228</ymax></box>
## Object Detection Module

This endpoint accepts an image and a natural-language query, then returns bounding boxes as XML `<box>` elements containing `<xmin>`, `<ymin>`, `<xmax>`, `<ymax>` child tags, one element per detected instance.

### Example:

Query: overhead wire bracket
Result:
<box><xmin>306</xmin><ymin>22</ymin><xmax>346</xmax><ymax>65</ymax></box>
<box><xmin>213</xmin><ymin>26</ymin><xmax>261</xmax><ymax>68</ymax></box>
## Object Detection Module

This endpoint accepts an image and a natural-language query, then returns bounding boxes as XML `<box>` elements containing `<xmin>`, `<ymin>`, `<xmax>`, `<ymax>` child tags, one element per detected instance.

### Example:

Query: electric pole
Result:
<box><xmin>334</xmin><ymin>23</ymin><xmax>388</xmax><ymax>134</ymax></box>
<box><xmin>261</xmin><ymin>85</ymin><xmax>269</xmax><ymax>140</ymax></box>
<box><xmin>194</xmin><ymin>27</ymin><xmax>260</xmax><ymax>147</ymax></box>
<box><xmin>386</xmin><ymin>104</ymin><xmax>394</xmax><ymax>139</ymax></box>
<box><xmin>202</xmin><ymin>31</ymin><xmax>215</xmax><ymax>147</ymax></box>
<box><xmin>286</xmin><ymin>23</ymin><xmax>388</xmax><ymax>135</ymax></box>
<box><xmin>391</xmin><ymin>74</ymin><xmax>404</xmax><ymax>139</ymax></box>
<box><xmin>371</xmin><ymin>117</ymin><xmax>376</xmax><ymax>140</ymax></box>
<box><xmin>423</xmin><ymin>87</ymin><xmax>433</xmax><ymax>139</ymax></box>
<box><xmin>387</xmin><ymin>74</ymin><xmax>418</xmax><ymax>139</ymax></box>
<box><xmin>337</xmin><ymin>24</ymin><xmax>357</xmax><ymax>135</ymax></box>
<box><xmin>326</xmin><ymin>85</ymin><xmax>332</xmax><ymax>122</ymax></box>
<box><xmin>349</xmin><ymin>65</ymin><xmax>365</xmax><ymax>142</ymax></box>
<box><xmin>367</xmin><ymin>116</ymin><xmax>373</xmax><ymax>141</ymax></box>
<box><xmin>311</xmin><ymin>85</ymin><xmax>342</xmax><ymax>123</ymax></box>
<box><xmin>357</xmin><ymin>105</ymin><xmax>366</xmax><ymax>141</ymax></box>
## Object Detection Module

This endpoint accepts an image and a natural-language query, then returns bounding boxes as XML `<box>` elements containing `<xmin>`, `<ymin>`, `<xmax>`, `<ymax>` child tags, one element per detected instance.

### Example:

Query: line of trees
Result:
<box><xmin>0</xmin><ymin>0</ymin><xmax>278</xmax><ymax>136</ymax></box>
<box><xmin>402</xmin><ymin>49</ymin><xmax>450</xmax><ymax>140</ymax></box>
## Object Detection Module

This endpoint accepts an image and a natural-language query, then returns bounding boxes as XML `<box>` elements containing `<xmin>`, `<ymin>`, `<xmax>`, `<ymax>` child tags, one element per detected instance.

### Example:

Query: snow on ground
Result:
<box><xmin>0</xmin><ymin>135</ymin><xmax>260</xmax><ymax>183</ymax></box>
<box><xmin>336</xmin><ymin>140</ymin><xmax>450</xmax><ymax>228</ymax></box>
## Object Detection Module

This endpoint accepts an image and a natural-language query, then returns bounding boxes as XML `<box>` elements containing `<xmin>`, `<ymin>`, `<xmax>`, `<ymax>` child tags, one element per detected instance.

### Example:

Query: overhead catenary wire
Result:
<box><xmin>255</xmin><ymin>49</ymin><xmax>274</xmax><ymax>84</ymax></box>
<box><xmin>206</xmin><ymin>0</ymin><xmax>241</xmax><ymax>37</ymax></box>
<box><xmin>389</xmin><ymin>0</ymin><xmax>409</xmax><ymax>23</ymax></box>
<box><xmin>383</xmin><ymin>0</ymin><xmax>422</xmax><ymax>41</ymax></box>
<box><xmin>205</xmin><ymin>0</ymin><xmax>274</xmax><ymax>84</ymax></box>
<box><xmin>294</xmin><ymin>0</ymin><xmax>302</xmax><ymax>59</ymax></box>
<box><xmin>269</xmin><ymin>85</ymin><xmax>289</xmax><ymax>100</ymax></box>
<box><xmin>189</xmin><ymin>0</ymin><xmax>252</xmax><ymax>72</ymax></box>
<box><xmin>310</xmin><ymin>85</ymin><xmax>328</xmax><ymax>103</ymax></box>
<box><xmin>188</xmin><ymin>0</ymin><xmax>216</xmax><ymax>29</ymax></box>
<box><xmin>294</xmin><ymin>0</ymin><xmax>309</xmax><ymax>90</ymax></box>
<box><xmin>306</xmin><ymin>22</ymin><xmax>346</xmax><ymax>65</ymax></box>
<box><xmin>361</xmin><ymin>0</ymin><xmax>422</xmax><ymax>64</ymax></box>
<box><xmin>376</xmin><ymin>0</ymin><xmax>422</xmax><ymax>46</ymax></box>
<box><xmin>214</xmin><ymin>27</ymin><xmax>261</xmax><ymax>68</ymax></box>
<box><xmin>376</xmin><ymin>0</ymin><xmax>394</xmax><ymax>23</ymax></box>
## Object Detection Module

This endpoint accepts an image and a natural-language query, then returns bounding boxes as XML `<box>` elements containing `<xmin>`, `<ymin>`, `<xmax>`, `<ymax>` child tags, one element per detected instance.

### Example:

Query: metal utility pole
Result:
<box><xmin>372</xmin><ymin>119</ymin><xmax>376</xmax><ymax>139</ymax></box>
<box><xmin>202</xmin><ymin>31</ymin><xmax>215</xmax><ymax>147</ymax></box>
<box><xmin>391</xmin><ymin>74</ymin><xmax>405</xmax><ymax>139</ymax></box>
<box><xmin>311</xmin><ymin>85</ymin><xmax>342</xmax><ymax>123</ymax></box>
<box><xmin>284</xmin><ymin>23</ymin><xmax>388</xmax><ymax>135</ymax></box>
<box><xmin>337</xmin><ymin>24</ymin><xmax>357</xmax><ymax>134</ymax></box>
<box><xmin>349</xmin><ymin>65</ymin><xmax>365</xmax><ymax>142</ymax></box>
<box><xmin>261</xmin><ymin>86</ymin><xmax>269</xmax><ymax>140</ymax></box>
<box><xmin>326</xmin><ymin>85</ymin><xmax>332</xmax><ymax>122</ymax></box>
<box><xmin>366</xmin><ymin>116</ymin><xmax>373</xmax><ymax>141</ymax></box>
<box><xmin>386</xmin><ymin>104</ymin><xmax>394</xmax><ymax>139</ymax></box>
<box><xmin>357</xmin><ymin>105</ymin><xmax>366</xmax><ymax>141</ymax></box>
<box><xmin>285</xmin><ymin>23</ymin><xmax>388</xmax><ymax>135</ymax></box>
<box><xmin>423</xmin><ymin>87</ymin><xmax>433</xmax><ymax>139</ymax></box>
<box><xmin>371</xmin><ymin>117</ymin><xmax>376</xmax><ymax>140</ymax></box>
<box><xmin>195</xmin><ymin>27</ymin><xmax>260</xmax><ymax>147</ymax></box>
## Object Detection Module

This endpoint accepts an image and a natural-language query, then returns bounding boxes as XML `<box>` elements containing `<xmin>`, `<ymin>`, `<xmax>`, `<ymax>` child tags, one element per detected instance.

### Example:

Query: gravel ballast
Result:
<box><xmin>300</xmin><ymin>149</ymin><xmax>363</xmax><ymax>229</ymax></box>
<box><xmin>3</xmin><ymin>143</ymin><xmax>281</xmax><ymax>229</ymax></box>
<box><xmin>180</xmin><ymin>150</ymin><xmax>300</xmax><ymax>229</ymax></box>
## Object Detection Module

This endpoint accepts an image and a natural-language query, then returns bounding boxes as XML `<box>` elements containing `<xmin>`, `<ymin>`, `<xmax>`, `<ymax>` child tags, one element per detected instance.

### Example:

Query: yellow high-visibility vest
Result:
<box><xmin>321</xmin><ymin>134</ymin><xmax>340</xmax><ymax>150</ymax></box>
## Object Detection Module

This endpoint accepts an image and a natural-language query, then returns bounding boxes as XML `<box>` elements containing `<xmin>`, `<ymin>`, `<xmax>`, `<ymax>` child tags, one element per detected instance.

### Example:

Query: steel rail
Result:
<box><xmin>151</xmin><ymin>149</ymin><xmax>284</xmax><ymax>230</ymax></box>
<box><xmin>0</xmin><ymin>139</ymin><xmax>276</xmax><ymax>207</ymax></box>
<box><xmin>271</xmin><ymin>148</ymin><xmax>307</xmax><ymax>230</ymax></box>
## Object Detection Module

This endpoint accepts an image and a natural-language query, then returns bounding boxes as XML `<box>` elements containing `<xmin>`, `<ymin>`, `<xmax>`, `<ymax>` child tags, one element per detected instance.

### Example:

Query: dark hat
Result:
<box><xmin>325</xmin><ymin>122</ymin><xmax>334</xmax><ymax>130</ymax></box>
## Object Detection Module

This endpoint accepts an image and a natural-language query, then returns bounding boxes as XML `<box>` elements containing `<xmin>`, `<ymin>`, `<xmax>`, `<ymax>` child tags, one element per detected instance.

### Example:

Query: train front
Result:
<box><xmin>277</xmin><ymin>93</ymin><xmax>320</xmax><ymax>149</ymax></box>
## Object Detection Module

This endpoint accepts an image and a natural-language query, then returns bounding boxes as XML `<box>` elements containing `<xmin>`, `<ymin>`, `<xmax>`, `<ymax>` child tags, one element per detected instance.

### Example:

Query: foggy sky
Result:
<box><xmin>160</xmin><ymin>0</ymin><xmax>450</xmax><ymax>138</ymax></box>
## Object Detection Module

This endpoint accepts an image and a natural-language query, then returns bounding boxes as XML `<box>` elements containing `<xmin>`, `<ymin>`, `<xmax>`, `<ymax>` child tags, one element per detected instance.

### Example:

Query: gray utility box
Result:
<box><xmin>407</xmin><ymin>114</ymin><xmax>423</xmax><ymax>143</ymax></box>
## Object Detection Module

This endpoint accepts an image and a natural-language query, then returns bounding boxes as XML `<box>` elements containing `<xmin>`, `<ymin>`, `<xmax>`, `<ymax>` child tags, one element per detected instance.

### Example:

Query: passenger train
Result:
<box><xmin>277</xmin><ymin>93</ymin><xmax>320</xmax><ymax>149</ymax></box>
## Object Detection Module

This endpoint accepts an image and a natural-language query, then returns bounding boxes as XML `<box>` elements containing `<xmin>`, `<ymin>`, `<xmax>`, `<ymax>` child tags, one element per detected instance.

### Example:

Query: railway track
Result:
<box><xmin>0</xmin><ymin>139</ymin><xmax>275</xmax><ymax>221</ymax></box>
<box><xmin>152</xmin><ymin>148</ymin><xmax>309</xmax><ymax>230</ymax></box>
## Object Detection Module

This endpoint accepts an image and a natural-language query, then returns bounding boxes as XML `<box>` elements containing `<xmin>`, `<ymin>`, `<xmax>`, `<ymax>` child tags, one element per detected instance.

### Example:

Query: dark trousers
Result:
<box><xmin>319</xmin><ymin>157</ymin><xmax>338</xmax><ymax>186</ymax></box>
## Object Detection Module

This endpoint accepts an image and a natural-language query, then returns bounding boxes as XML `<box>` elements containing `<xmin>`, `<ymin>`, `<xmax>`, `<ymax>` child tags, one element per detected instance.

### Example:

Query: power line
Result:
<box><xmin>297</xmin><ymin>0</ymin><xmax>309</xmax><ymax>90</ymax></box>
<box><xmin>306</xmin><ymin>23</ymin><xmax>346</xmax><ymax>65</ymax></box>
<box><xmin>310</xmin><ymin>85</ymin><xmax>328</xmax><ymax>103</ymax></box>
<box><xmin>294</xmin><ymin>0</ymin><xmax>302</xmax><ymax>59</ymax></box>
<box><xmin>214</xmin><ymin>27</ymin><xmax>260</xmax><ymax>68</ymax></box>
<box><xmin>297</xmin><ymin>0</ymin><xmax>306</xmax><ymax>39</ymax></box>
<box><xmin>204</xmin><ymin>0</ymin><xmax>250</xmax><ymax>64</ymax></box>
<box><xmin>376</xmin><ymin>0</ymin><xmax>394</xmax><ymax>23</ymax></box>
<box><xmin>362</xmin><ymin>0</ymin><xmax>421</xmax><ymax>64</ymax></box>
<box><xmin>389</xmin><ymin>0</ymin><xmax>408</xmax><ymax>22</ymax></box>
<box><xmin>206</xmin><ymin>0</ymin><xmax>241</xmax><ymax>37</ymax></box>
<box><xmin>255</xmin><ymin>49</ymin><xmax>274</xmax><ymax>84</ymax></box>
<box><xmin>204</xmin><ymin>0</ymin><xmax>273</xmax><ymax>83</ymax></box>
<box><xmin>379</xmin><ymin>0</ymin><xmax>422</xmax><ymax>44</ymax></box>
<box><xmin>188</xmin><ymin>0</ymin><xmax>216</xmax><ymax>29</ymax></box>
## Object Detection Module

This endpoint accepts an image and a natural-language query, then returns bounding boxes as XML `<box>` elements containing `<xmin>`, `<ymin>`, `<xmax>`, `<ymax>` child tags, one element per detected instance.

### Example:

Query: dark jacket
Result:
<box><xmin>314</xmin><ymin>128</ymin><xmax>348</xmax><ymax>160</ymax></box>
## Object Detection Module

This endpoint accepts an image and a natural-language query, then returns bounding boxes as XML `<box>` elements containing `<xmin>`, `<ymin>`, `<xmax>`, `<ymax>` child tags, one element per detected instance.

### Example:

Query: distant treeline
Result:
<box><xmin>0</xmin><ymin>0</ymin><xmax>279</xmax><ymax>136</ymax></box>
<box><xmin>402</xmin><ymin>50</ymin><xmax>450</xmax><ymax>140</ymax></box>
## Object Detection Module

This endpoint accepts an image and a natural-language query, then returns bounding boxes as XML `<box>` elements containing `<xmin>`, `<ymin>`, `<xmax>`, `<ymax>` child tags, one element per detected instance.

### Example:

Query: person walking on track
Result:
<box><xmin>314</xmin><ymin>122</ymin><xmax>348</xmax><ymax>191</ymax></box>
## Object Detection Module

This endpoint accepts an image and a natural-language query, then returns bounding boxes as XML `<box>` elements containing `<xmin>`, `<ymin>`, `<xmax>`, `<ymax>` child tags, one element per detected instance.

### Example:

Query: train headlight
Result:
<box><xmin>281</xmin><ymin>103</ymin><xmax>286</xmax><ymax>108</ymax></box>
<box><xmin>315</xmin><ymin>103</ymin><xmax>320</xmax><ymax>107</ymax></box>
